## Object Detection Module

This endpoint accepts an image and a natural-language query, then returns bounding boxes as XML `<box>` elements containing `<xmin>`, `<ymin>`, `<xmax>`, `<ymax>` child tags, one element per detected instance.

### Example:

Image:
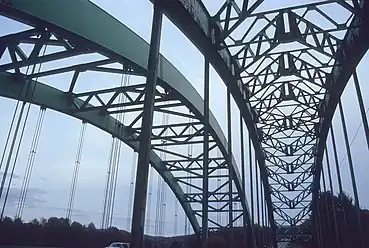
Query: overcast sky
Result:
<box><xmin>0</xmin><ymin>0</ymin><xmax>368</xmax><ymax>237</ymax></box>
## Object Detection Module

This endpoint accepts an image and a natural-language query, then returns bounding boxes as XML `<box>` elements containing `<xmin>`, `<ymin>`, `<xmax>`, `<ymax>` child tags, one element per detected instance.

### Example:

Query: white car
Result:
<box><xmin>105</xmin><ymin>242</ymin><xmax>131</xmax><ymax>248</ymax></box>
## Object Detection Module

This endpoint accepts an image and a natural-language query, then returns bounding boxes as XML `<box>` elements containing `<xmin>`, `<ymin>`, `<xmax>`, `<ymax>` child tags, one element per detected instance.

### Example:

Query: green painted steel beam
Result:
<box><xmin>0</xmin><ymin>0</ymin><xmax>252</xmax><ymax>234</ymax></box>
<box><xmin>0</xmin><ymin>73</ymin><xmax>200</xmax><ymax>233</ymax></box>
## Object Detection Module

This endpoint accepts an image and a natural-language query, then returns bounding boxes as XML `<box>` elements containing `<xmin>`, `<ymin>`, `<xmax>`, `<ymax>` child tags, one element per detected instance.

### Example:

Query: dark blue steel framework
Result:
<box><xmin>158</xmin><ymin>0</ymin><xmax>369</xmax><ymax>243</ymax></box>
<box><xmin>0</xmin><ymin>0</ymin><xmax>369</xmax><ymax>248</ymax></box>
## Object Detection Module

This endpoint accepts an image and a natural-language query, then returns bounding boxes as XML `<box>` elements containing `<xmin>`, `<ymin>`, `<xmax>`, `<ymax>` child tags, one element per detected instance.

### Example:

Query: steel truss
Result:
<box><xmin>1</xmin><ymin>0</ymin><xmax>369</xmax><ymax>246</ymax></box>
<box><xmin>158</xmin><ymin>0</ymin><xmax>369</xmax><ymax>243</ymax></box>
<box><xmin>0</xmin><ymin>0</ymin><xmax>253</xmax><ymax>239</ymax></box>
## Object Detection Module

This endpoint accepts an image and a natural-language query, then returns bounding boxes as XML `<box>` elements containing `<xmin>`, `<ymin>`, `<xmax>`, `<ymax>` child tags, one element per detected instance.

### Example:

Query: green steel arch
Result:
<box><xmin>0</xmin><ymin>0</ymin><xmax>253</xmax><ymax>238</ymax></box>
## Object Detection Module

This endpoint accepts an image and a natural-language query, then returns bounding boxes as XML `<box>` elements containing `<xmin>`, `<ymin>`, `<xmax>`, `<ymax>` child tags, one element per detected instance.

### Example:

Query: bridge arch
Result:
<box><xmin>0</xmin><ymin>0</ymin><xmax>252</xmax><ymax>236</ymax></box>
<box><xmin>154</xmin><ymin>0</ymin><xmax>369</xmax><ymax>243</ymax></box>
<box><xmin>313</xmin><ymin>2</ymin><xmax>369</xmax><ymax>201</ymax></box>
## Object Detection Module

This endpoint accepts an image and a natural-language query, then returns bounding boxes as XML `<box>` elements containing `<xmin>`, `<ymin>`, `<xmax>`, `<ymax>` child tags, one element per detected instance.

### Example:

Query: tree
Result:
<box><xmin>30</xmin><ymin>218</ymin><xmax>40</xmax><ymax>226</ymax></box>
<box><xmin>1</xmin><ymin>216</ymin><xmax>12</xmax><ymax>226</ymax></box>
<box><xmin>40</xmin><ymin>217</ymin><xmax>47</xmax><ymax>226</ymax></box>
<box><xmin>13</xmin><ymin>217</ymin><xmax>23</xmax><ymax>226</ymax></box>
<box><xmin>0</xmin><ymin>215</ymin><xmax>132</xmax><ymax>248</ymax></box>
<box><xmin>87</xmin><ymin>222</ymin><xmax>96</xmax><ymax>230</ymax></box>
<box><xmin>71</xmin><ymin>221</ymin><xmax>83</xmax><ymax>230</ymax></box>
<box><xmin>45</xmin><ymin>217</ymin><xmax>69</xmax><ymax>228</ymax></box>
<box><xmin>306</xmin><ymin>191</ymin><xmax>368</xmax><ymax>248</ymax></box>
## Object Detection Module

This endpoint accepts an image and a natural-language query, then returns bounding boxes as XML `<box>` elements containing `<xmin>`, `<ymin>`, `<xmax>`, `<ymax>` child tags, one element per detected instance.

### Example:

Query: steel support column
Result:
<box><xmin>338</xmin><ymin>101</ymin><xmax>361</xmax><ymax>208</ymax></box>
<box><xmin>240</xmin><ymin>115</ymin><xmax>246</xmax><ymax>203</ymax></box>
<box><xmin>131</xmin><ymin>5</ymin><xmax>163</xmax><ymax>248</ymax></box>
<box><xmin>264</xmin><ymin>199</ymin><xmax>269</xmax><ymax>247</ymax></box>
<box><xmin>240</xmin><ymin>114</ymin><xmax>247</xmax><ymax>248</ymax></box>
<box><xmin>249</xmin><ymin>137</ymin><xmax>254</xmax><ymax>224</ymax></box>
<box><xmin>261</xmin><ymin>185</ymin><xmax>264</xmax><ymax>247</ymax></box>
<box><xmin>353</xmin><ymin>70</ymin><xmax>369</xmax><ymax>151</ymax></box>
<box><xmin>202</xmin><ymin>57</ymin><xmax>210</xmax><ymax>248</ymax></box>
<box><xmin>227</xmin><ymin>87</ymin><xmax>233</xmax><ymax>248</ymax></box>
<box><xmin>255</xmin><ymin>156</ymin><xmax>260</xmax><ymax>246</ymax></box>
<box><xmin>329</xmin><ymin>126</ymin><xmax>344</xmax><ymax>194</ymax></box>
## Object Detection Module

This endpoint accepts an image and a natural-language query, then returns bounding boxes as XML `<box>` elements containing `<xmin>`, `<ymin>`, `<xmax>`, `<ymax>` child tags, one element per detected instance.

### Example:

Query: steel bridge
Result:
<box><xmin>0</xmin><ymin>0</ymin><xmax>368</xmax><ymax>248</ymax></box>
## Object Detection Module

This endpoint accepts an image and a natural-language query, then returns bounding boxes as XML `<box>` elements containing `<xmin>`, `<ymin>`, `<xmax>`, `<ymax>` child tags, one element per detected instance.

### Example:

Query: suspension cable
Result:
<box><xmin>155</xmin><ymin>107</ymin><xmax>169</xmax><ymax>237</ymax></box>
<box><xmin>352</xmin><ymin>70</ymin><xmax>369</xmax><ymax>152</ymax></box>
<box><xmin>217</xmin><ymin>148</ymin><xmax>222</xmax><ymax>226</ymax></box>
<box><xmin>0</xmin><ymin>103</ymin><xmax>27</xmax><ymax>201</ymax></box>
<box><xmin>336</xmin><ymin>100</ymin><xmax>369</xmax><ymax>168</ymax></box>
<box><xmin>107</xmin><ymin>133</ymin><xmax>121</xmax><ymax>226</ymax></box>
<box><xmin>146</xmin><ymin>159</ymin><xmax>154</xmax><ymax>233</ymax></box>
<box><xmin>338</xmin><ymin>100</ymin><xmax>364</xmax><ymax>248</ymax></box>
<box><xmin>102</xmin><ymin>138</ymin><xmax>115</xmax><ymax>229</ymax></box>
<box><xmin>108</xmin><ymin>132</ymin><xmax>122</xmax><ymax>227</ymax></box>
<box><xmin>184</xmin><ymin>117</ymin><xmax>193</xmax><ymax>235</ymax></box>
<box><xmin>0</xmin><ymin>105</ymin><xmax>30</xmax><ymax>218</ymax></box>
<box><xmin>0</xmin><ymin>41</ymin><xmax>47</xmax><ymax>212</ymax></box>
<box><xmin>65</xmin><ymin>120</ymin><xmax>87</xmax><ymax>221</ymax></box>
<box><xmin>155</xmin><ymin>169</ymin><xmax>162</xmax><ymax>236</ymax></box>
<box><xmin>14</xmin><ymin>107</ymin><xmax>46</xmax><ymax>219</ymax></box>
<box><xmin>329</xmin><ymin>126</ymin><xmax>348</xmax><ymax>231</ymax></box>
<box><xmin>0</xmin><ymin>59</ymin><xmax>33</xmax><ymax>174</ymax></box>
<box><xmin>0</xmin><ymin>103</ymin><xmax>19</xmax><ymax>173</ymax></box>
<box><xmin>127</xmin><ymin>152</ymin><xmax>137</xmax><ymax>230</ymax></box>
<box><xmin>113</xmin><ymin>73</ymin><xmax>131</xmax><ymax>229</ymax></box>
<box><xmin>174</xmin><ymin>195</ymin><xmax>178</xmax><ymax>236</ymax></box>
<box><xmin>101</xmin><ymin>70</ymin><xmax>130</xmax><ymax>229</ymax></box>
<box><xmin>2</xmin><ymin>106</ymin><xmax>44</xmax><ymax>220</ymax></box>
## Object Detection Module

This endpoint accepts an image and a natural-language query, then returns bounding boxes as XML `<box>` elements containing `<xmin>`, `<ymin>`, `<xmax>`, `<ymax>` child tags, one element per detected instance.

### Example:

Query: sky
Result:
<box><xmin>0</xmin><ymin>0</ymin><xmax>369</xmax><ymax>237</ymax></box>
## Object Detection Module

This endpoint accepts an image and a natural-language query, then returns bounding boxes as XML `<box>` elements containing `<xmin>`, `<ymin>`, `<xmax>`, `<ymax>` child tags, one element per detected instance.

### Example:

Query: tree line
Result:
<box><xmin>0</xmin><ymin>215</ymin><xmax>271</xmax><ymax>248</ymax></box>
<box><xmin>303</xmin><ymin>191</ymin><xmax>369</xmax><ymax>248</ymax></box>
<box><xmin>0</xmin><ymin>216</ymin><xmax>131</xmax><ymax>248</ymax></box>
<box><xmin>1</xmin><ymin>191</ymin><xmax>366</xmax><ymax>248</ymax></box>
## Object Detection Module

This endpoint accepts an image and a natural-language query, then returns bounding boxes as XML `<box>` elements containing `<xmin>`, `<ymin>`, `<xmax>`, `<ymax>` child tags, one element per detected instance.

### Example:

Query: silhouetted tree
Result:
<box><xmin>0</xmin><ymin>214</ymin><xmax>272</xmax><ymax>248</ymax></box>
<box><xmin>88</xmin><ymin>222</ymin><xmax>96</xmax><ymax>229</ymax></box>
<box><xmin>2</xmin><ymin>216</ymin><xmax>12</xmax><ymax>225</ymax></box>
<box><xmin>71</xmin><ymin>221</ymin><xmax>83</xmax><ymax>230</ymax></box>
<box><xmin>30</xmin><ymin>218</ymin><xmax>40</xmax><ymax>226</ymax></box>
<box><xmin>303</xmin><ymin>191</ymin><xmax>369</xmax><ymax>248</ymax></box>
<box><xmin>0</xmin><ymin>216</ymin><xmax>131</xmax><ymax>248</ymax></box>
<box><xmin>13</xmin><ymin>217</ymin><xmax>23</xmax><ymax>226</ymax></box>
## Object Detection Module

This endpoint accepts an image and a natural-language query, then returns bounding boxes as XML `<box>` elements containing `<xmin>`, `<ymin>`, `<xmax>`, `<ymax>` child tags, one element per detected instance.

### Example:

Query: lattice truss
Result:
<box><xmin>0</xmin><ymin>14</ymin><xmax>246</xmax><ymax>231</ymax></box>
<box><xmin>211</xmin><ymin>0</ymin><xmax>359</xmax><ymax>227</ymax></box>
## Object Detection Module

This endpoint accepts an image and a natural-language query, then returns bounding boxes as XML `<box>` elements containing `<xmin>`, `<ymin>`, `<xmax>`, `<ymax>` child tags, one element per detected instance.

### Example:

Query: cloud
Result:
<box><xmin>0</xmin><ymin>172</ymin><xmax>20</xmax><ymax>180</ymax></box>
<box><xmin>39</xmin><ymin>176</ymin><xmax>48</xmax><ymax>182</ymax></box>
<box><xmin>2</xmin><ymin>187</ymin><xmax>47</xmax><ymax>208</ymax></box>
